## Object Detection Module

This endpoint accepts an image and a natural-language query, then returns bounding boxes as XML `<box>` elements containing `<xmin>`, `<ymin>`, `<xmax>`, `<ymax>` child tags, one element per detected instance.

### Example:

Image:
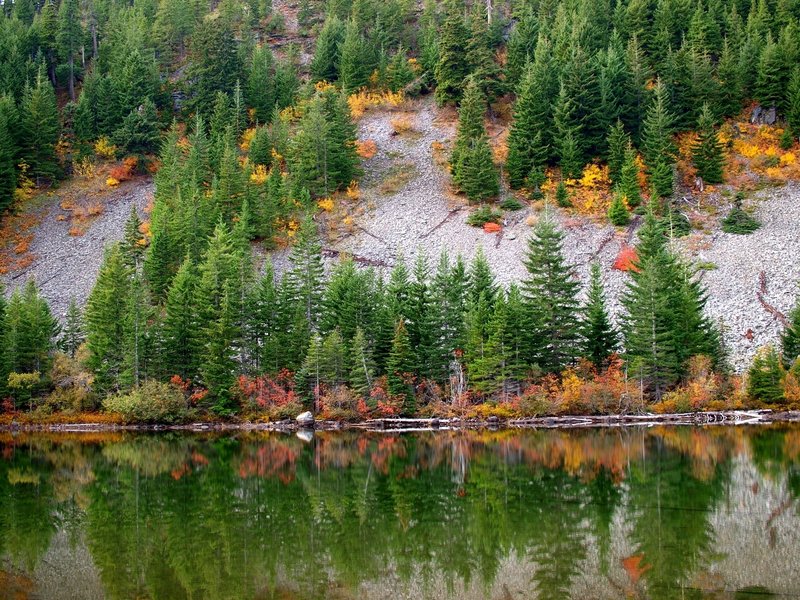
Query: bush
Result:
<box><xmin>499</xmin><ymin>197</ymin><xmax>525</xmax><ymax>211</ymax></box>
<box><xmin>722</xmin><ymin>207</ymin><xmax>760</xmax><ymax>234</ymax></box>
<box><xmin>317</xmin><ymin>385</ymin><xmax>368</xmax><ymax>421</ymax></box>
<box><xmin>659</xmin><ymin>208</ymin><xmax>692</xmax><ymax>238</ymax></box>
<box><xmin>467</xmin><ymin>205</ymin><xmax>503</xmax><ymax>227</ymax></box>
<box><xmin>103</xmin><ymin>380</ymin><xmax>189</xmax><ymax>424</ymax></box>
<box><xmin>43</xmin><ymin>352</ymin><xmax>96</xmax><ymax>413</ymax></box>
<box><xmin>607</xmin><ymin>194</ymin><xmax>630</xmax><ymax>226</ymax></box>
<box><xmin>555</xmin><ymin>181</ymin><xmax>571</xmax><ymax>207</ymax></box>
<box><xmin>237</xmin><ymin>371</ymin><xmax>304</xmax><ymax>421</ymax></box>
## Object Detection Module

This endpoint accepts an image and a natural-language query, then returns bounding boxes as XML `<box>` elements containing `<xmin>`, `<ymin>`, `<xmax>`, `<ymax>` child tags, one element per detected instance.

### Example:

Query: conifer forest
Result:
<box><xmin>3</xmin><ymin>0</ymin><xmax>800</xmax><ymax>423</ymax></box>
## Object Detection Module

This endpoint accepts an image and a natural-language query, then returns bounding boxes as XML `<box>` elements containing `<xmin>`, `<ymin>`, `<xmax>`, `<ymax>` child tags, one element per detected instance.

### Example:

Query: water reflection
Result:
<box><xmin>1</xmin><ymin>426</ymin><xmax>799</xmax><ymax>599</ymax></box>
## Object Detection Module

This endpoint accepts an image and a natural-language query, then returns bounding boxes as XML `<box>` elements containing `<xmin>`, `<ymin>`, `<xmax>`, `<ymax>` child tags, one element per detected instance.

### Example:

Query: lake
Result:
<box><xmin>1</xmin><ymin>426</ymin><xmax>799</xmax><ymax>599</ymax></box>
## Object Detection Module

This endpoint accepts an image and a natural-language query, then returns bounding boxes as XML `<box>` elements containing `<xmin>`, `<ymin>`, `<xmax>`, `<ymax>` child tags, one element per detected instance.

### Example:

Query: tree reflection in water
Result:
<box><xmin>0</xmin><ymin>426</ymin><xmax>799</xmax><ymax>599</ymax></box>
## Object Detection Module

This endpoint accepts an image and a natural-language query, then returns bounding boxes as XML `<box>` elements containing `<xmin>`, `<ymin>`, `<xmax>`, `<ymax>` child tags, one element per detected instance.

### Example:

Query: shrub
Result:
<box><xmin>317</xmin><ymin>385</ymin><xmax>368</xmax><ymax>421</ymax></box>
<box><xmin>467</xmin><ymin>205</ymin><xmax>503</xmax><ymax>227</ymax></box>
<box><xmin>43</xmin><ymin>352</ymin><xmax>96</xmax><ymax>413</ymax></box>
<box><xmin>103</xmin><ymin>380</ymin><xmax>189</xmax><ymax>424</ymax></box>
<box><xmin>722</xmin><ymin>207</ymin><xmax>761</xmax><ymax>234</ymax></box>
<box><xmin>607</xmin><ymin>194</ymin><xmax>630</xmax><ymax>226</ymax></box>
<box><xmin>237</xmin><ymin>371</ymin><xmax>304</xmax><ymax>420</ymax></box>
<box><xmin>613</xmin><ymin>245</ymin><xmax>640</xmax><ymax>272</ymax></box>
<box><xmin>555</xmin><ymin>181</ymin><xmax>571</xmax><ymax>207</ymax></box>
<box><xmin>499</xmin><ymin>197</ymin><xmax>525</xmax><ymax>211</ymax></box>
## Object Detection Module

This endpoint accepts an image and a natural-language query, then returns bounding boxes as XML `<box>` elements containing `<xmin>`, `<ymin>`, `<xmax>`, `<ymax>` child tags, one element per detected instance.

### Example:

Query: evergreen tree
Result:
<box><xmin>3</xmin><ymin>280</ymin><xmax>58</xmax><ymax>376</ymax></box>
<box><xmin>0</xmin><ymin>110</ymin><xmax>15</xmax><ymax>214</ymax></box>
<box><xmin>60</xmin><ymin>297</ymin><xmax>84</xmax><ymax>358</ymax></box>
<box><xmin>580</xmin><ymin>263</ymin><xmax>619</xmax><ymax>368</ymax></box>
<box><xmin>755</xmin><ymin>34</ymin><xmax>787</xmax><ymax>109</ymax></box>
<box><xmin>782</xmin><ymin>289</ymin><xmax>800</xmax><ymax>368</ymax></box>
<box><xmin>200</xmin><ymin>287</ymin><xmax>238</xmax><ymax>412</ymax></box>
<box><xmin>285</xmin><ymin>217</ymin><xmax>325</xmax><ymax>350</ymax></box>
<box><xmin>386</xmin><ymin>319</ymin><xmax>415</xmax><ymax>413</ymax></box>
<box><xmin>786</xmin><ymin>67</ymin><xmax>800</xmax><ymax>130</ymax></box>
<box><xmin>86</xmin><ymin>245</ymin><xmax>131</xmax><ymax>393</ymax></box>
<box><xmin>521</xmin><ymin>216</ymin><xmax>581</xmax><ymax>373</ymax></box>
<box><xmin>187</xmin><ymin>20</ymin><xmax>243</xmax><ymax>114</ymax></box>
<box><xmin>113</xmin><ymin>99</ymin><xmax>161</xmax><ymax>156</ymax></box>
<box><xmin>434</xmin><ymin>0</ymin><xmax>469</xmax><ymax>104</ymax></box>
<box><xmin>20</xmin><ymin>68</ymin><xmax>60</xmax><ymax>184</ymax></box>
<box><xmin>691</xmin><ymin>103</ymin><xmax>726</xmax><ymax>185</ymax></box>
<box><xmin>310</xmin><ymin>16</ymin><xmax>345</xmax><ymax>82</ymax></box>
<box><xmin>338</xmin><ymin>20</ymin><xmax>370</xmax><ymax>91</ymax></box>
<box><xmin>57</xmin><ymin>0</ymin><xmax>83</xmax><ymax>101</ymax></box>
<box><xmin>465</xmin><ymin>2</ymin><xmax>503</xmax><ymax>102</ymax></box>
<box><xmin>606</xmin><ymin>120</ymin><xmax>629</xmax><ymax>186</ymax></box>
<box><xmin>122</xmin><ymin>206</ymin><xmax>145</xmax><ymax>270</ymax></box>
<box><xmin>349</xmin><ymin>326</ymin><xmax>375</xmax><ymax>398</ymax></box>
<box><xmin>607</xmin><ymin>194</ymin><xmax>630</xmax><ymax>226</ymax></box>
<box><xmin>161</xmin><ymin>257</ymin><xmax>200</xmax><ymax>380</ymax></box>
<box><xmin>121</xmin><ymin>272</ymin><xmax>153</xmax><ymax>388</ymax></box>
<box><xmin>506</xmin><ymin>58</ymin><xmax>551</xmax><ymax>189</ymax></box>
<box><xmin>247</xmin><ymin>45</ymin><xmax>276</xmax><ymax>125</ymax></box>
<box><xmin>641</xmin><ymin>79</ymin><xmax>675</xmax><ymax>199</ymax></box>
<box><xmin>386</xmin><ymin>47</ymin><xmax>414</xmax><ymax>92</ymax></box>
<box><xmin>618</xmin><ymin>143</ymin><xmax>642</xmax><ymax>207</ymax></box>
<box><xmin>747</xmin><ymin>346</ymin><xmax>784</xmax><ymax>403</ymax></box>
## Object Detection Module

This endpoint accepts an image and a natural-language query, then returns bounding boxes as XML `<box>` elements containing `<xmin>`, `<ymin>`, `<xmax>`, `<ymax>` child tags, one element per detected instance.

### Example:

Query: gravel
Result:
<box><xmin>1</xmin><ymin>180</ymin><xmax>152</xmax><ymax>320</ymax></box>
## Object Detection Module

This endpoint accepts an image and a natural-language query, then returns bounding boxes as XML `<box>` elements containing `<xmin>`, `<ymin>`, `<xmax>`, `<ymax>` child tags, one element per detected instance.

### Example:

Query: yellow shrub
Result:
<box><xmin>317</xmin><ymin>197</ymin><xmax>335</xmax><ymax>211</ymax></box>
<box><xmin>106</xmin><ymin>177</ymin><xmax>120</xmax><ymax>187</ymax></box>
<box><xmin>94</xmin><ymin>136</ymin><xmax>118</xmax><ymax>160</ymax></box>
<box><xmin>579</xmin><ymin>164</ymin><xmax>609</xmax><ymax>189</ymax></box>
<box><xmin>250</xmin><ymin>164</ymin><xmax>269</xmax><ymax>185</ymax></box>
<box><xmin>345</xmin><ymin>181</ymin><xmax>360</xmax><ymax>200</ymax></box>
<box><xmin>780</xmin><ymin>152</ymin><xmax>796</xmax><ymax>166</ymax></box>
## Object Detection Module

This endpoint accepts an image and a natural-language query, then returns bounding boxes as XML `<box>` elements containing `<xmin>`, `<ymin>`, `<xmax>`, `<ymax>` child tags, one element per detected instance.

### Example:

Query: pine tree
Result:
<box><xmin>187</xmin><ymin>20</ymin><xmax>243</xmax><ymax>114</ymax></box>
<box><xmin>246</xmin><ymin>45</ymin><xmax>276</xmax><ymax>125</ymax></box>
<box><xmin>782</xmin><ymin>289</ymin><xmax>800</xmax><ymax>367</ymax></box>
<box><xmin>3</xmin><ymin>280</ymin><xmax>59</xmax><ymax>377</ymax></box>
<box><xmin>201</xmin><ymin>287</ymin><xmax>238</xmax><ymax>412</ymax></box>
<box><xmin>581</xmin><ymin>263</ymin><xmax>619</xmax><ymax>368</ymax></box>
<box><xmin>506</xmin><ymin>59</ymin><xmax>551</xmax><ymax>189</ymax></box>
<box><xmin>607</xmin><ymin>194</ymin><xmax>630</xmax><ymax>226</ymax></box>
<box><xmin>618</xmin><ymin>143</ymin><xmax>642</xmax><ymax>207</ymax></box>
<box><xmin>553</xmin><ymin>82</ymin><xmax>584</xmax><ymax>179</ymax></box>
<box><xmin>606</xmin><ymin>120</ymin><xmax>629</xmax><ymax>186</ymax></box>
<box><xmin>451</xmin><ymin>77</ymin><xmax>486</xmax><ymax>178</ymax></box>
<box><xmin>786</xmin><ymin>67</ymin><xmax>800</xmax><ymax>129</ymax></box>
<box><xmin>692</xmin><ymin>103</ymin><xmax>725</xmax><ymax>185</ymax></box>
<box><xmin>60</xmin><ymin>297</ymin><xmax>84</xmax><ymax>358</ymax></box>
<box><xmin>19</xmin><ymin>67</ymin><xmax>60</xmax><ymax>184</ymax></box>
<box><xmin>122</xmin><ymin>206</ymin><xmax>145</xmax><ymax>270</ymax></box>
<box><xmin>386</xmin><ymin>319</ymin><xmax>415</xmax><ymax>413</ymax></box>
<box><xmin>0</xmin><ymin>111</ymin><xmax>15</xmax><ymax>214</ymax></box>
<box><xmin>57</xmin><ymin>0</ymin><xmax>83</xmax><ymax>101</ymax></box>
<box><xmin>349</xmin><ymin>326</ymin><xmax>375</xmax><ymax>398</ymax></box>
<box><xmin>434</xmin><ymin>0</ymin><xmax>469</xmax><ymax>104</ymax></box>
<box><xmin>86</xmin><ymin>245</ymin><xmax>131</xmax><ymax>393</ymax></box>
<box><xmin>121</xmin><ymin>272</ymin><xmax>153</xmax><ymax>388</ymax></box>
<box><xmin>162</xmin><ymin>257</ymin><xmax>200</xmax><ymax>379</ymax></box>
<box><xmin>386</xmin><ymin>47</ymin><xmax>414</xmax><ymax>92</ymax></box>
<box><xmin>113</xmin><ymin>98</ymin><xmax>161</xmax><ymax>156</ymax></box>
<box><xmin>338</xmin><ymin>20</ymin><xmax>370</xmax><ymax>91</ymax></box>
<box><xmin>641</xmin><ymin>79</ymin><xmax>675</xmax><ymax>199</ymax></box>
<box><xmin>465</xmin><ymin>2</ymin><xmax>504</xmax><ymax>102</ymax></box>
<box><xmin>310</xmin><ymin>15</ymin><xmax>345</xmax><ymax>82</ymax></box>
<box><xmin>522</xmin><ymin>216</ymin><xmax>581</xmax><ymax>374</ymax></box>
<box><xmin>285</xmin><ymin>217</ymin><xmax>325</xmax><ymax>353</ymax></box>
<box><xmin>747</xmin><ymin>346</ymin><xmax>785</xmax><ymax>403</ymax></box>
<box><xmin>755</xmin><ymin>33</ymin><xmax>787</xmax><ymax>109</ymax></box>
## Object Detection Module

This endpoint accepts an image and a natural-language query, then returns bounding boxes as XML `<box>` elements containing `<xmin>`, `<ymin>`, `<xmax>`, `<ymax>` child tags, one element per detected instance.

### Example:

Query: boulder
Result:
<box><xmin>750</xmin><ymin>104</ymin><xmax>778</xmax><ymax>125</ymax></box>
<box><xmin>296</xmin><ymin>411</ymin><xmax>314</xmax><ymax>428</ymax></box>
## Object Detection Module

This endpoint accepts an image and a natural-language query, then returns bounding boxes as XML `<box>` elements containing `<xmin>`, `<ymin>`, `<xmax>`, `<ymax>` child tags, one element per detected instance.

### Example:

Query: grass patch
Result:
<box><xmin>378</xmin><ymin>162</ymin><xmax>417</xmax><ymax>195</ymax></box>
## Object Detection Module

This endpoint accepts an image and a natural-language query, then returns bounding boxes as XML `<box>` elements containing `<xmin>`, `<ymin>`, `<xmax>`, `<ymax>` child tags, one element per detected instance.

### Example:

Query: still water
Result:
<box><xmin>1</xmin><ymin>426</ymin><xmax>799</xmax><ymax>599</ymax></box>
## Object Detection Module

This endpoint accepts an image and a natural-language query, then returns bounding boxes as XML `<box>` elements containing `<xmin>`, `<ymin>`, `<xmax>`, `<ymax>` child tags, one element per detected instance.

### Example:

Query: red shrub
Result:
<box><xmin>613</xmin><ymin>245</ymin><xmax>640</xmax><ymax>272</ymax></box>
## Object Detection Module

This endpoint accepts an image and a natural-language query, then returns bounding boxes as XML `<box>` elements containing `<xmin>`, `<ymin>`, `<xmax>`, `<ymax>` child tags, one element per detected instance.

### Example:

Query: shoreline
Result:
<box><xmin>3</xmin><ymin>409</ymin><xmax>800</xmax><ymax>434</ymax></box>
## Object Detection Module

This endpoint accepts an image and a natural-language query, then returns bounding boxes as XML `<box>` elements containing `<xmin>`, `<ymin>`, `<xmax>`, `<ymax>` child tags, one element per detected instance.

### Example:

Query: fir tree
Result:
<box><xmin>641</xmin><ymin>79</ymin><xmax>675</xmax><ymax>199</ymax></box>
<box><xmin>386</xmin><ymin>319</ymin><xmax>415</xmax><ymax>413</ymax></box>
<box><xmin>201</xmin><ymin>287</ymin><xmax>238</xmax><ymax>412</ymax></box>
<box><xmin>691</xmin><ymin>103</ymin><xmax>725</xmax><ymax>185</ymax></box>
<box><xmin>187</xmin><ymin>20</ymin><xmax>243</xmax><ymax>114</ymax></box>
<box><xmin>786</xmin><ymin>67</ymin><xmax>800</xmax><ymax>130</ymax></box>
<box><xmin>19</xmin><ymin>67</ymin><xmax>60</xmax><ymax>184</ymax></box>
<box><xmin>86</xmin><ymin>245</ymin><xmax>131</xmax><ymax>393</ymax></box>
<box><xmin>618</xmin><ymin>143</ymin><xmax>642</xmax><ymax>207</ymax></box>
<box><xmin>580</xmin><ymin>263</ymin><xmax>619</xmax><ymax>368</ymax></box>
<box><xmin>607</xmin><ymin>194</ymin><xmax>630</xmax><ymax>226</ymax></box>
<box><xmin>310</xmin><ymin>16</ymin><xmax>345</xmax><ymax>82</ymax></box>
<box><xmin>782</xmin><ymin>289</ymin><xmax>800</xmax><ymax>368</ymax></box>
<box><xmin>57</xmin><ymin>0</ymin><xmax>83</xmax><ymax>101</ymax></box>
<box><xmin>451</xmin><ymin>77</ymin><xmax>486</xmax><ymax>179</ymax></box>
<box><xmin>3</xmin><ymin>280</ymin><xmax>59</xmax><ymax>377</ymax></box>
<box><xmin>60</xmin><ymin>297</ymin><xmax>84</xmax><ymax>358</ymax></box>
<box><xmin>434</xmin><ymin>0</ymin><xmax>469</xmax><ymax>104</ymax></box>
<box><xmin>285</xmin><ymin>217</ymin><xmax>325</xmax><ymax>348</ymax></box>
<box><xmin>247</xmin><ymin>46</ymin><xmax>276</xmax><ymax>126</ymax></box>
<box><xmin>121</xmin><ymin>272</ymin><xmax>153</xmax><ymax>388</ymax></box>
<box><xmin>465</xmin><ymin>2</ymin><xmax>504</xmax><ymax>102</ymax></box>
<box><xmin>606</xmin><ymin>120</ymin><xmax>629</xmax><ymax>186</ymax></box>
<box><xmin>122</xmin><ymin>207</ymin><xmax>145</xmax><ymax>270</ymax></box>
<box><xmin>747</xmin><ymin>346</ymin><xmax>784</xmax><ymax>403</ymax></box>
<box><xmin>0</xmin><ymin>111</ymin><xmax>15</xmax><ymax>214</ymax></box>
<box><xmin>386</xmin><ymin>47</ymin><xmax>414</xmax><ymax>92</ymax></box>
<box><xmin>521</xmin><ymin>216</ymin><xmax>581</xmax><ymax>373</ymax></box>
<box><xmin>349</xmin><ymin>326</ymin><xmax>375</xmax><ymax>398</ymax></box>
<box><xmin>113</xmin><ymin>98</ymin><xmax>161</xmax><ymax>156</ymax></box>
<box><xmin>506</xmin><ymin>59</ymin><xmax>551</xmax><ymax>189</ymax></box>
<box><xmin>338</xmin><ymin>20</ymin><xmax>370</xmax><ymax>91</ymax></box>
<box><xmin>161</xmin><ymin>257</ymin><xmax>200</xmax><ymax>380</ymax></box>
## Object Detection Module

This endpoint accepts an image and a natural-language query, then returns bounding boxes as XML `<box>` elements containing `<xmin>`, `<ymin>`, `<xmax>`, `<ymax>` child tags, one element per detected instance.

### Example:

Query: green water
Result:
<box><xmin>1</xmin><ymin>426</ymin><xmax>800</xmax><ymax>599</ymax></box>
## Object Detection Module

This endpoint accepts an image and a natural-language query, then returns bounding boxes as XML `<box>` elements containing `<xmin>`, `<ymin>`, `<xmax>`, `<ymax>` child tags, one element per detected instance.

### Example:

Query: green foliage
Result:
<box><xmin>20</xmin><ymin>67</ymin><xmax>60</xmax><ymax>183</ymax></box>
<box><xmin>187</xmin><ymin>20</ymin><xmax>243</xmax><ymax>114</ymax></box>
<box><xmin>721</xmin><ymin>207</ymin><xmax>761</xmax><ymax>234</ymax></box>
<box><xmin>691</xmin><ymin>104</ymin><xmax>725</xmax><ymax>185</ymax></box>
<box><xmin>434</xmin><ymin>0</ymin><xmax>469</xmax><ymax>104</ymax></box>
<box><xmin>310</xmin><ymin>16</ymin><xmax>345</xmax><ymax>83</ymax></box>
<box><xmin>607</xmin><ymin>194</ymin><xmax>630</xmax><ymax>226</ymax></box>
<box><xmin>555</xmin><ymin>182</ymin><xmax>571</xmax><ymax>207</ymax></box>
<box><xmin>746</xmin><ymin>346</ymin><xmax>784</xmax><ymax>404</ymax></box>
<box><xmin>782</xmin><ymin>288</ymin><xmax>800</xmax><ymax>368</ymax></box>
<box><xmin>386</xmin><ymin>319</ymin><xmax>414</xmax><ymax>413</ymax></box>
<box><xmin>581</xmin><ymin>263</ymin><xmax>619</xmax><ymax>368</ymax></box>
<box><xmin>103</xmin><ymin>380</ymin><xmax>188</xmax><ymax>423</ymax></box>
<box><xmin>113</xmin><ymin>98</ymin><xmax>161</xmax><ymax>157</ymax></box>
<box><xmin>522</xmin><ymin>217</ymin><xmax>581</xmax><ymax>374</ymax></box>
<box><xmin>466</xmin><ymin>206</ymin><xmax>502</xmax><ymax>227</ymax></box>
<box><xmin>641</xmin><ymin>80</ymin><xmax>675</xmax><ymax>198</ymax></box>
<box><xmin>59</xmin><ymin>298</ymin><xmax>84</xmax><ymax>358</ymax></box>
<box><xmin>499</xmin><ymin>197</ymin><xmax>525</xmax><ymax>211</ymax></box>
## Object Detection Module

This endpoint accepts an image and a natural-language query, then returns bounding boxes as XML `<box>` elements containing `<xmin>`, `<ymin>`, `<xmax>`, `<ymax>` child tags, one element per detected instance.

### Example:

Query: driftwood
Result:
<box><xmin>757</xmin><ymin>270</ymin><xmax>789</xmax><ymax>327</ymax></box>
<box><xmin>321</xmin><ymin>248</ymin><xmax>390</xmax><ymax>268</ymax></box>
<box><xmin>420</xmin><ymin>207</ymin><xmax>464</xmax><ymax>239</ymax></box>
<box><xmin>4</xmin><ymin>410</ymin><xmax>797</xmax><ymax>434</ymax></box>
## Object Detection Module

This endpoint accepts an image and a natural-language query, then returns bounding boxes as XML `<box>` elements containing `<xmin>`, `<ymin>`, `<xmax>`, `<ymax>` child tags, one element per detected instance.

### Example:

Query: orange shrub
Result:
<box><xmin>613</xmin><ymin>245</ymin><xmax>639</xmax><ymax>272</ymax></box>
<box><xmin>356</xmin><ymin>139</ymin><xmax>377</xmax><ymax>159</ymax></box>
<box><xmin>483</xmin><ymin>222</ymin><xmax>502</xmax><ymax>233</ymax></box>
